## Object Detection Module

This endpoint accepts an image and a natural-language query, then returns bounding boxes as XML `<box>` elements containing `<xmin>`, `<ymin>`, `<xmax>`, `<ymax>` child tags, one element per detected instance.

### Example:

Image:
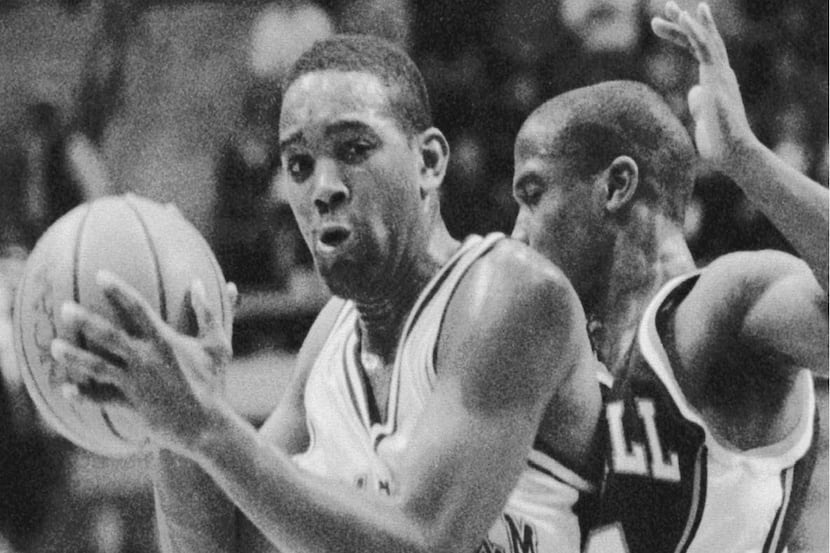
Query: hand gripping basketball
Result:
<box><xmin>14</xmin><ymin>194</ymin><xmax>233</xmax><ymax>457</ymax></box>
<box><xmin>51</xmin><ymin>271</ymin><xmax>234</xmax><ymax>456</ymax></box>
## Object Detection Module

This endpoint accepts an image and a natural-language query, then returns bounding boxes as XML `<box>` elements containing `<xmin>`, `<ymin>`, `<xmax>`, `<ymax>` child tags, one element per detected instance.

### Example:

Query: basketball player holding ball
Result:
<box><xmin>48</xmin><ymin>36</ymin><xmax>604</xmax><ymax>553</ymax></box>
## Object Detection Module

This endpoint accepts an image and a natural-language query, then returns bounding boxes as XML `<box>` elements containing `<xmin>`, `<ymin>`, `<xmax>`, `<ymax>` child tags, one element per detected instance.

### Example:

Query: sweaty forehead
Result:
<box><xmin>280</xmin><ymin>70</ymin><xmax>396</xmax><ymax>135</ymax></box>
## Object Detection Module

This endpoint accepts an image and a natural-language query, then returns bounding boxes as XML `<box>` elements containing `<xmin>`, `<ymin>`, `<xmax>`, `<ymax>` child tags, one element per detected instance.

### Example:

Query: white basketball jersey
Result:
<box><xmin>293</xmin><ymin>233</ymin><xmax>595</xmax><ymax>553</ymax></box>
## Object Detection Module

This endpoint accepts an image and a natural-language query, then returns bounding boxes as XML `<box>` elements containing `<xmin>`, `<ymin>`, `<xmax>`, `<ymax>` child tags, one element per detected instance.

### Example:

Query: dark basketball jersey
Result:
<box><xmin>583</xmin><ymin>272</ymin><xmax>819</xmax><ymax>553</ymax></box>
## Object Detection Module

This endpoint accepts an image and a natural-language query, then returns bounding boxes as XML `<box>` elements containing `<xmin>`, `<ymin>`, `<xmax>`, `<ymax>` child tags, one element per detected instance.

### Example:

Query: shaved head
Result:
<box><xmin>520</xmin><ymin>80</ymin><xmax>696</xmax><ymax>221</ymax></box>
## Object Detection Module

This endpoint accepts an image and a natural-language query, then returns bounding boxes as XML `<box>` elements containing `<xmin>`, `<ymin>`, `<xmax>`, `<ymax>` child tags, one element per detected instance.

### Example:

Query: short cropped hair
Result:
<box><xmin>529</xmin><ymin>81</ymin><xmax>696</xmax><ymax>222</ymax></box>
<box><xmin>284</xmin><ymin>34</ymin><xmax>432</xmax><ymax>135</ymax></box>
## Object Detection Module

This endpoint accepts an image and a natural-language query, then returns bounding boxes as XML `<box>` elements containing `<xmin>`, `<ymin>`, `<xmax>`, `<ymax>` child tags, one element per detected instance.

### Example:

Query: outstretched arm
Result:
<box><xmin>653</xmin><ymin>1</ymin><xmax>829</xmax><ymax>291</ymax></box>
<box><xmin>51</xmin><ymin>244</ymin><xmax>593</xmax><ymax>553</ymax></box>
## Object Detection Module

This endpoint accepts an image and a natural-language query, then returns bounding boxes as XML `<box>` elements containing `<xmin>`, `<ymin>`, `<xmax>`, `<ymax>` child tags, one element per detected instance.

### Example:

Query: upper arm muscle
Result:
<box><xmin>679</xmin><ymin>251</ymin><xmax>828</xmax><ymax>375</ymax></box>
<box><xmin>740</xmin><ymin>259</ymin><xmax>828</xmax><ymax>372</ymax></box>
<box><xmin>393</xmin><ymin>242</ymin><xmax>590</xmax><ymax>549</ymax></box>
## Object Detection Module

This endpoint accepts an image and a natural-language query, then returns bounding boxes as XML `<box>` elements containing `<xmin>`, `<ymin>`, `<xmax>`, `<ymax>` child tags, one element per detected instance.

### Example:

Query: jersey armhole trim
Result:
<box><xmin>528</xmin><ymin>448</ymin><xmax>596</xmax><ymax>493</ymax></box>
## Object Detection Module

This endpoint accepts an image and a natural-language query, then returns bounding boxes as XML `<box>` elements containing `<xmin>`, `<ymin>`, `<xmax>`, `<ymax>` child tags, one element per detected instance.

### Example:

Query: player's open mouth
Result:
<box><xmin>317</xmin><ymin>224</ymin><xmax>352</xmax><ymax>252</ymax></box>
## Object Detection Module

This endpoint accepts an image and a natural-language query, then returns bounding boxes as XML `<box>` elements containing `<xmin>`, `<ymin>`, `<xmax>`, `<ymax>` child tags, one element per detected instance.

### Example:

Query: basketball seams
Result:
<box><xmin>93</xmin><ymin>196</ymin><xmax>167</xmax><ymax>450</ymax></box>
<box><xmin>101</xmin><ymin>410</ymin><xmax>130</xmax><ymax>445</ymax></box>
<box><xmin>72</xmin><ymin>201</ymin><xmax>87</xmax><ymax>305</ymax></box>
<box><xmin>76</xmin><ymin>201</ymin><xmax>133</xmax><ymax>451</ymax></box>
<box><xmin>15</xmin><ymin>194</ymin><xmax>227</xmax><ymax>458</ymax></box>
<box><xmin>193</xmin><ymin>219</ymin><xmax>229</xmax><ymax>332</ymax></box>
<box><xmin>15</xmin><ymin>248</ymin><xmax>76</xmax><ymax>441</ymax></box>
<box><xmin>15</xmin><ymin>205</ymin><xmax>109</xmax><ymax>452</ymax></box>
<box><xmin>160</xmin><ymin>201</ymin><xmax>229</xmax><ymax>334</ymax></box>
<box><xmin>124</xmin><ymin>195</ymin><xmax>168</xmax><ymax>322</ymax></box>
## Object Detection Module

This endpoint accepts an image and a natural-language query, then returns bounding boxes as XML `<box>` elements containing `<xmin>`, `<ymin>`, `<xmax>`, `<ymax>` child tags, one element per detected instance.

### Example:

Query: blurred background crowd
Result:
<box><xmin>0</xmin><ymin>0</ymin><xmax>826</xmax><ymax>552</ymax></box>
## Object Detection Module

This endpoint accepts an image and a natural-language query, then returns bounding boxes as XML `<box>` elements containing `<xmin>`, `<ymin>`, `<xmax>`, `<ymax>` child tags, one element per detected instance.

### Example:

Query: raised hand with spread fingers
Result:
<box><xmin>651</xmin><ymin>1</ymin><xmax>755</xmax><ymax>168</ymax></box>
<box><xmin>652</xmin><ymin>1</ymin><xmax>828</xmax><ymax>290</ymax></box>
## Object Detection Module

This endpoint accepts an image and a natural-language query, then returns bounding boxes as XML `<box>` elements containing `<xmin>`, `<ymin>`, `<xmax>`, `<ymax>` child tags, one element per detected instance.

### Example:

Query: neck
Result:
<box><xmin>355</xmin><ymin>266</ymin><xmax>432</xmax><ymax>362</ymax></box>
<box><xmin>357</xmin><ymin>216</ymin><xmax>458</xmax><ymax>362</ymax></box>
<box><xmin>587</xmin><ymin>210</ymin><xmax>695</xmax><ymax>372</ymax></box>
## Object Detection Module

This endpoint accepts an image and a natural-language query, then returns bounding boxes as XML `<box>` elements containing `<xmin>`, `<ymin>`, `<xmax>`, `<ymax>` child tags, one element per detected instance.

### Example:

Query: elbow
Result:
<box><xmin>415</xmin><ymin>535</ymin><xmax>478</xmax><ymax>553</ymax></box>
<box><xmin>405</xmin><ymin>518</ymin><xmax>489</xmax><ymax>553</ymax></box>
<box><xmin>384</xmin><ymin>510</ymin><xmax>483</xmax><ymax>553</ymax></box>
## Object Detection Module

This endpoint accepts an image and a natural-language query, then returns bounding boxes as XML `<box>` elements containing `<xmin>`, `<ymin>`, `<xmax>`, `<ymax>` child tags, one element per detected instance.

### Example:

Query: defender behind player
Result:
<box><xmin>511</xmin><ymin>3</ymin><xmax>827</xmax><ymax>551</ymax></box>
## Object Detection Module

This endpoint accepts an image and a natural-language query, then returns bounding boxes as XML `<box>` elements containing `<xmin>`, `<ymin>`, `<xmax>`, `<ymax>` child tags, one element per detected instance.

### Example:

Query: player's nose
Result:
<box><xmin>312</xmin><ymin>161</ymin><xmax>348</xmax><ymax>215</ymax></box>
<box><xmin>511</xmin><ymin>212</ymin><xmax>529</xmax><ymax>245</ymax></box>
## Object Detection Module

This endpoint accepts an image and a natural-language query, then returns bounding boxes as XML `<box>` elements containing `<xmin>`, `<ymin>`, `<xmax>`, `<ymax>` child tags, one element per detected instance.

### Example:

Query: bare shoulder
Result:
<box><xmin>451</xmin><ymin>238</ymin><xmax>587</xmax><ymax>342</ymax></box>
<box><xmin>701</xmin><ymin>249</ymin><xmax>816</xmax><ymax>291</ymax></box>
<box><xmin>436</xmin><ymin>238</ymin><xmax>590</xmax><ymax>411</ymax></box>
<box><xmin>462</xmin><ymin>238</ymin><xmax>581</xmax><ymax>313</ymax></box>
<box><xmin>675</xmin><ymin>249</ymin><xmax>827</xmax><ymax>379</ymax></box>
<box><xmin>685</xmin><ymin>249</ymin><xmax>823</xmax><ymax>324</ymax></box>
<box><xmin>674</xmin><ymin>251</ymin><xmax>827</xmax><ymax>445</ymax></box>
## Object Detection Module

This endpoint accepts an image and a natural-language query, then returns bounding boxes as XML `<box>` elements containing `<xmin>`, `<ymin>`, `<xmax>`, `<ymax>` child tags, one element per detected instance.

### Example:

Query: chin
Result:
<box><xmin>317</xmin><ymin>237</ymin><xmax>387</xmax><ymax>296</ymax></box>
<box><xmin>316</xmin><ymin>259</ymin><xmax>371</xmax><ymax>300</ymax></box>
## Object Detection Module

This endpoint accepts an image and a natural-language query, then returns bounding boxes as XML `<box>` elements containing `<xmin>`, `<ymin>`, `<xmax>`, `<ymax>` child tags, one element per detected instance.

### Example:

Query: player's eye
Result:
<box><xmin>287</xmin><ymin>155</ymin><xmax>314</xmax><ymax>183</ymax></box>
<box><xmin>337</xmin><ymin>139</ymin><xmax>375</xmax><ymax>165</ymax></box>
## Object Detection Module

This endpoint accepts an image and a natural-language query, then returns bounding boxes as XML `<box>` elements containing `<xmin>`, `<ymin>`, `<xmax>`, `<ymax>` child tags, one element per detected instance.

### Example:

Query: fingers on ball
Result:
<box><xmin>97</xmin><ymin>270</ymin><xmax>164</xmax><ymax>340</ymax></box>
<box><xmin>52</xmin><ymin>338</ymin><xmax>125</xmax><ymax>388</ymax></box>
<box><xmin>60</xmin><ymin>301</ymin><xmax>132</xmax><ymax>361</ymax></box>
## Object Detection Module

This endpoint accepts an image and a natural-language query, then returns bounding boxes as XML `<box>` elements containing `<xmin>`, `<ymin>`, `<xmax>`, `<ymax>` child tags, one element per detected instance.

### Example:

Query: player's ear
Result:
<box><xmin>603</xmin><ymin>155</ymin><xmax>639</xmax><ymax>214</ymax></box>
<box><xmin>417</xmin><ymin>127</ymin><xmax>449</xmax><ymax>195</ymax></box>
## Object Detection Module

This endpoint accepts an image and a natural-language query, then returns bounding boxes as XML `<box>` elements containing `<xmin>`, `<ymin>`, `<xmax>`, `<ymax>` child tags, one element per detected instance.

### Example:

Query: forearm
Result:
<box><xmin>189</xmin><ymin>406</ymin><xmax>427</xmax><ymax>553</ymax></box>
<box><xmin>723</xmin><ymin>138</ymin><xmax>829</xmax><ymax>290</ymax></box>
<box><xmin>153</xmin><ymin>449</ymin><xmax>238</xmax><ymax>553</ymax></box>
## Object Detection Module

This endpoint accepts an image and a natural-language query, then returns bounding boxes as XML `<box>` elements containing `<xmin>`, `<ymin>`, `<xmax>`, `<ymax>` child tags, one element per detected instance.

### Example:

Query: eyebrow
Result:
<box><xmin>324</xmin><ymin>119</ymin><xmax>375</xmax><ymax>138</ymax></box>
<box><xmin>279</xmin><ymin>119</ymin><xmax>378</xmax><ymax>155</ymax></box>
<box><xmin>279</xmin><ymin>131</ymin><xmax>303</xmax><ymax>155</ymax></box>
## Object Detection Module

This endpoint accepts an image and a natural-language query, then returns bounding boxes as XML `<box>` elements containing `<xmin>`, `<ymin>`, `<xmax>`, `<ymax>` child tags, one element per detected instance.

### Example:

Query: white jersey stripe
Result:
<box><xmin>343</xmin><ymin>329</ymin><xmax>372</xmax><ymax>431</ymax></box>
<box><xmin>764</xmin><ymin>467</ymin><xmax>793</xmax><ymax>553</ymax></box>
<box><xmin>373</xmin><ymin>233</ymin><xmax>497</xmax><ymax>443</ymax></box>
<box><xmin>527</xmin><ymin>448</ymin><xmax>595</xmax><ymax>493</ymax></box>
<box><xmin>675</xmin><ymin>445</ymin><xmax>707</xmax><ymax>553</ymax></box>
<box><xmin>638</xmin><ymin>273</ymin><xmax>815</xmax><ymax>471</ymax></box>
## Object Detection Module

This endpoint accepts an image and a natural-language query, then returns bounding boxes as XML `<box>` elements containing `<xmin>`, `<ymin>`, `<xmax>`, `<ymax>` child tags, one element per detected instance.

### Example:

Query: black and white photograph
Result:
<box><xmin>0</xmin><ymin>1</ymin><xmax>826</xmax><ymax>552</ymax></box>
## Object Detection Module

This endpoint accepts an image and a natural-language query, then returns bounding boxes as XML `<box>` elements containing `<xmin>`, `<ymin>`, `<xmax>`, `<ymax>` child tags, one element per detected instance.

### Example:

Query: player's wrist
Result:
<box><xmin>174</xmin><ymin>399</ymin><xmax>240</xmax><ymax>463</ymax></box>
<box><xmin>718</xmin><ymin>132</ymin><xmax>765</xmax><ymax>179</ymax></box>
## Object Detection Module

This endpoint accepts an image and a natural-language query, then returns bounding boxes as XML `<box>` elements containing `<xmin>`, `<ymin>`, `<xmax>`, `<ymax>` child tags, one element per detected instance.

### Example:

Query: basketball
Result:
<box><xmin>12</xmin><ymin>194</ymin><xmax>231</xmax><ymax>458</ymax></box>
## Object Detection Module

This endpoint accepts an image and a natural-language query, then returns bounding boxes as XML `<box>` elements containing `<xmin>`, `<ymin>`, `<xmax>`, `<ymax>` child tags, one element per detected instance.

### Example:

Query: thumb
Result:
<box><xmin>226</xmin><ymin>282</ymin><xmax>239</xmax><ymax>312</ymax></box>
<box><xmin>687</xmin><ymin>84</ymin><xmax>706</xmax><ymax>122</ymax></box>
<box><xmin>224</xmin><ymin>281</ymin><xmax>238</xmax><ymax>336</ymax></box>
